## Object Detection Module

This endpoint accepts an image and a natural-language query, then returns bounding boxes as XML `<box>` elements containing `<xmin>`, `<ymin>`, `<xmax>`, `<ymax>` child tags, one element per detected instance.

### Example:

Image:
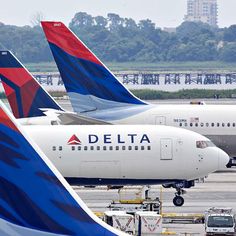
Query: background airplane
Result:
<box><xmin>23</xmin><ymin>123</ymin><xmax>229</xmax><ymax>206</ymax></box>
<box><xmin>0</xmin><ymin>100</ymin><xmax>124</xmax><ymax>236</ymax></box>
<box><xmin>41</xmin><ymin>21</ymin><xmax>236</xmax><ymax>164</ymax></box>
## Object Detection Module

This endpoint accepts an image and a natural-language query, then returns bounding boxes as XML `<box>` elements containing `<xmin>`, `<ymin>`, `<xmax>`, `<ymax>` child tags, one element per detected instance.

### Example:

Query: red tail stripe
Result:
<box><xmin>41</xmin><ymin>21</ymin><xmax>102</xmax><ymax>66</ymax></box>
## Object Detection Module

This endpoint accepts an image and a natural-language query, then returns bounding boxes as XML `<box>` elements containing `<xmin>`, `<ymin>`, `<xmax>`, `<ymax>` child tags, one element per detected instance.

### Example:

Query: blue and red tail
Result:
<box><xmin>41</xmin><ymin>21</ymin><xmax>146</xmax><ymax>113</ymax></box>
<box><xmin>0</xmin><ymin>100</ymin><xmax>123</xmax><ymax>235</ymax></box>
<box><xmin>0</xmin><ymin>51</ymin><xmax>63</xmax><ymax>119</ymax></box>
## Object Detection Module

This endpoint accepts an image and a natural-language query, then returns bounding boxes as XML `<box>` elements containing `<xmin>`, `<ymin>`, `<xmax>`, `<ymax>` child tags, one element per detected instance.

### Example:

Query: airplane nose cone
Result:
<box><xmin>218</xmin><ymin>149</ymin><xmax>230</xmax><ymax>169</ymax></box>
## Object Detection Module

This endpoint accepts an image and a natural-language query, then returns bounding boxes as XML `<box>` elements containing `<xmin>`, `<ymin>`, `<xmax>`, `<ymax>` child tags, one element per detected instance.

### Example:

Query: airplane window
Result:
<box><xmin>206</xmin><ymin>123</ymin><xmax>209</xmax><ymax>127</ymax></box>
<box><xmin>217</xmin><ymin>123</ymin><xmax>220</xmax><ymax>127</ymax></box>
<box><xmin>227</xmin><ymin>123</ymin><xmax>230</xmax><ymax>127</ymax></box>
<box><xmin>196</xmin><ymin>140</ymin><xmax>215</xmax><ymax>149</ymax></box>
<box><xmin>116</xmin><ymin>146</ymin><xmax>119</xmax><ymax>151</ymax></box>
<box><xmin>147</xmin><ymin>146</ymin><xmax>151</xmax><ymax>150</ymax></box>
<box><xmin>141</xmin><ymin>146</ymin><xmax>145</xmax><ymax>150</ymax></box>
<box><xmin>78</xmin><ymin>146</ymin><xmax>81</xmax><ymax>151</ymax></box>
<box><xmin>135</xmin><ymin>146</ymin><xmax>138</xmax><ymax>150</ymax></box>
<box><xmin>222</xmin><ymin>123</ymin><xmax>225</xmax><ymax>127</ymax></box>
<box><xmin>122</xmin><ymin>146</ymin><xmax>126</xmax><ymax>150</ymax></box>
<box><xmin>190</xmin><ymin>123</ymin><xmax>193</xmax><ymax>127</ymax></box>
<box><xmin>90</xmin><ymin>146</ymin><xmax>94</xmax><ymax>151</ymax></box>
<box><xmin>97</xmin><ymin>146</ymin><xmax>100</xmax><ymax>151</ymax></box>
<box><xmin>195</xmin><ymin>123</ymin><xmax>198</xmax><ymax>127</ymax></box>
<box><xmin>71</xmin><ymin>146</ymin><xmax>75</xmax><ymax>151</ymax></box>
<box><xmin>200</xmin><ymin>123</ymin><xmax>204</xmax><ymax>127</ymax></box>
<box><xmin>52</xmin><ymin>146</ymin><xmax>56</xmax><ymax>151</ymax></box>
<box><xmin>233</xmin><ymin>123</ymin><xmax>236</xmax><ymax>127</ymax></box>
<box><xmin>211</xmin><ymin>123</ymin><xmax>214</xmax><ymax>127</ymax></box>
<box><xmin>103</xmin><ymin>146</ymin><xmax>107</xmax><ymax>151</ymax></box>
<box><xmin>128</xmin><ymin>146</ymin><xmax>132</xmax><ymax>150</ymax></box>
<box><xmin>179</xmin><ymin>123</ymin><xmax>182</xmax><ymax>127</ymax></box>
<box><xmin>184</xmin><ymin>123</ymin><xmax>188</xmax><ymax>127</ymax></box>
<box><xmin>109</xmin><ymin>146</ymin><xmax>113</xmax><ymax>151</ymax></box>
<box><xmin>59</xmin><ymin>146</ymin><xmax>62</xmax><ymax>151</ymax></box>
<box><xmin>84</xmin><ymin>146</ymin><xmax>88</xmax><ymax>151</ymax></box>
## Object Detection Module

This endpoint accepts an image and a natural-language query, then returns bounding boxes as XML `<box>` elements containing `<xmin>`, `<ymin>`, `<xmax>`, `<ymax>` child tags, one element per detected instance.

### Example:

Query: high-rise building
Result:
<box><xmin>184</xmin><ymin>0</ymin><xmax>218</xmax><ymax>27</ymax></box>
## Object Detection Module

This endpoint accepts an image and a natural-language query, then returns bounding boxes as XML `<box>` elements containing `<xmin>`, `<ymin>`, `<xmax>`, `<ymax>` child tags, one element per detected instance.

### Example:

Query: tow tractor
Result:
<box><xmin>108</xmin><ymin>186</ymin><xmax>161</xmax><ymax>214</ymax></box>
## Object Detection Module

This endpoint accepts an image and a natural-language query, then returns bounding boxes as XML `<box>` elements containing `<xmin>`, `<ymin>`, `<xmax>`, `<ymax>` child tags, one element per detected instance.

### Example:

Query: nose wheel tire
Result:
<box><xmin>173</xmin><ymin>196</ymin><xmax>184</xmax><ymax>207</ymax></box>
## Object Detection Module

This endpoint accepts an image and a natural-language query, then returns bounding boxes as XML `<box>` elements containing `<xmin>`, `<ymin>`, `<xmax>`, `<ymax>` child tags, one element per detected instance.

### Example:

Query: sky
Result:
<box><xmin>0</xmin><ymin>0</ymin><xmax>235</xmax><ymax>28</ymax></box>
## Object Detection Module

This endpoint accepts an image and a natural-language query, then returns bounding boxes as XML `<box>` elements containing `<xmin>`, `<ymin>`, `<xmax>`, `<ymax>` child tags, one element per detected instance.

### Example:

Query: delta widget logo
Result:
<box><xmin>67</xmin><ymin>134</ymin><xmax>81</xmax><ymax>145</ymax></box>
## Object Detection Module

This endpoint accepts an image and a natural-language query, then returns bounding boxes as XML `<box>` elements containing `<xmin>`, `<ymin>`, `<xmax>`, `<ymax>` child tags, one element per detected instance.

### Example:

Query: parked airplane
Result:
<box><xmin>22</xmin><ymin>123</ymin><xmax>229</xmax><ymax>206</ymax></box>
<box><xmin>0</xmin><ymin>51</ymin><xmax>108</xmax><ymax>125</ymax></box>
<box><xmin>41</xmin><ymin>21</ymin><xmax>236</xmax><ymax>163</ymax></box>
<box><xmin>0</xmin><ymin>100</ymin><xmax>124</xmax><ymax>235</ymax></box>
<box><xmin>0</xmin><ymin>52</ymin><xmax>230</xmax><ymax>206</ymax></box>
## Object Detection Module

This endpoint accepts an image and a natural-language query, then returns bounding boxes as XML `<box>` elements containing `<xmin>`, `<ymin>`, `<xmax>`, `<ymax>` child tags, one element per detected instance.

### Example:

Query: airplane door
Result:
<box><xmin>160</xmin><ymin>139</ymin><xmax>173</xmax><ymax>160</ymax></box>
<box><xmin>155</xmin><ymin>116</ymin><xmax>166</xmax><ymax>125</ymax></box>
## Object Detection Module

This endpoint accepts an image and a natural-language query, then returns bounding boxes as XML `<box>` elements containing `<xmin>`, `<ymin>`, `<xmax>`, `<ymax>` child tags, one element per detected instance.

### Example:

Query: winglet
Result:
<box><xmin>0</xmin><ymin>100</ymin><xmax>123</xmax><ymax>235</ymax></box>
<box><xmin>0</xmin><ymin>51</ymin><xmax>64</xmax><ymax>119</ymax></box>
<box><xmin>42</xmin><ymin>21</ymin><xmax>146</xmax><ymax>113</ymax></box>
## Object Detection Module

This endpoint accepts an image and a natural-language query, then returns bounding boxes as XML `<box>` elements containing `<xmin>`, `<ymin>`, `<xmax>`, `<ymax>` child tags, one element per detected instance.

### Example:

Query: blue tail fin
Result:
<box><xmin>41</xmin><ymin>21</ymin><xmax>146</xmax><ymax>113</ymax></box>
<box><xmin>0</xmin><ymin>51</ymin><xmax>64</xmax><ymax>119</ymax></box>
<box><xmin>0</xmin><ymin>100</ymin><xmax>123</xmax><ymax>235</ymax></box>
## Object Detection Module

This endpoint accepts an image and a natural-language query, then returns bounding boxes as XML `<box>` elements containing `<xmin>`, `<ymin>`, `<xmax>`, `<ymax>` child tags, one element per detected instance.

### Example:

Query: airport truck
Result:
<box><xmin>205</xmin><ymin>207</ymin><xmax>236</xmax><ymax>235</ymax></box>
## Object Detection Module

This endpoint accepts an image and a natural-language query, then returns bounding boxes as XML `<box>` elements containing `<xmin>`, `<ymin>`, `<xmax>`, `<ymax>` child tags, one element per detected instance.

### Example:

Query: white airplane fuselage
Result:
<box><xmin>23</xmin><ymin>125</ymin><xmax>228</xmax><ymax>186</ymax></box>
<box><xmin>85</xmin><ymin>104</ymin><xmax>236</xmax><ymax>157</ymax></box>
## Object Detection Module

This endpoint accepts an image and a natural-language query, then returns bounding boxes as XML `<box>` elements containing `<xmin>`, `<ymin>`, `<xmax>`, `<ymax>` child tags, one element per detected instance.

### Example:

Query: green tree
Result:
<box><xmin>223</xmin><ymin>25</ymin><xmax>236</xmax><ymax>42</ymax></box>
<box><xmin>219</xmin><ymin>43</ymin><xmax>236</xmax><ymax>62</ymax></box>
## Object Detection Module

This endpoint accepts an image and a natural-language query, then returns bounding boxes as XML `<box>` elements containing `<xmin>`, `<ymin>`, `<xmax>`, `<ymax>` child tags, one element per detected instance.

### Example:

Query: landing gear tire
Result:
<box><xmin>173</xmin><ymin>195</ymin><xmax>184</xmax><ymax>207</ymax></box>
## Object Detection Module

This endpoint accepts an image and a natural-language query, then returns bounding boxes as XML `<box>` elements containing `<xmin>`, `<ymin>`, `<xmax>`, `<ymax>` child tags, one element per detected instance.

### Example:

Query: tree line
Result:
<box><xmin>0</xmin><ymin>12</ymin><xmax>236</xmax><ymax>63</ymax></box>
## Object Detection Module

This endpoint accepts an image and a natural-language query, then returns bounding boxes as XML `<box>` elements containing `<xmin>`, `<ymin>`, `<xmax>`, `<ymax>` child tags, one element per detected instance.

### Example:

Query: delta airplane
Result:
<box><xmin>0</xmin><ymin>101</ymin><xmax>125</xmax><ymax>236</ymax></box>
<box><xmin>22</xmin><ymin>123</ymin><xmax>228</xmax><ymax>206</ymax></box>
<box><xmin>40</xmin><ymin>21</ymin><xmax>236</xmax><ymax>162</ymax></box>
<box><xmin>0</xmin><ymin>52</ymin><xmax>230</xmax><ymax>207</ymax></box>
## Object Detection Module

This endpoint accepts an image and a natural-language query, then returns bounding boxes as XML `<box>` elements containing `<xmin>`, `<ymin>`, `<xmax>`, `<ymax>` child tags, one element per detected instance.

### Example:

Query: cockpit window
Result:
<box><xmin>196</xmin><ymin>140</ymin><xmax>215</xmax><ymax>149</ymax></box>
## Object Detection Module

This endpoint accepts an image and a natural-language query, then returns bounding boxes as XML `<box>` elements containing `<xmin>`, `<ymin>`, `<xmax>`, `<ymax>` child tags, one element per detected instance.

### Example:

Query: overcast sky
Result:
<box><xmin>0</xmin><ymin>0</ymin><xmax>235</xmax><ymax>28</ymax></box>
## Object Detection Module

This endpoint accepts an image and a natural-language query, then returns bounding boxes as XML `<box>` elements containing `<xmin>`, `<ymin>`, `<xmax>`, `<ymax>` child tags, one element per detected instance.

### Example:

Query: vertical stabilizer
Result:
<box><xmin>41</xmin><ymin>21</ymin><xmax>146</xmax><ymax>113</ymax></box>
<box><xmin>0</xmin><ymin>100</ymin><xmax>124</xmax><ymax>235</ymax></box>
<box><xmin>0</xmin><ymin>51</ymin><xmax>63</xmax><ymax>118</ymax></box>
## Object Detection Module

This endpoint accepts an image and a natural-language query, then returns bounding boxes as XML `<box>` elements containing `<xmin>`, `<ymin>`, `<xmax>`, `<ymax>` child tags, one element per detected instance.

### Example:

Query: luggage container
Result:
<box><xmin>135</xmin><ymin>211</ymin><xmax>162</xmax><ymax>235</ymax></box>
<box><xmin>104</xmin><ymin>211</ymin><xmax>134</xmax><ymax>234</ymax></box>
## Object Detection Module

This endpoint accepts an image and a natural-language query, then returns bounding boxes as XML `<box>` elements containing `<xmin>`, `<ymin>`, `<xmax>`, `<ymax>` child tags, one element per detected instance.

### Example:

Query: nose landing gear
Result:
<box><xmin>163</xmin><ymin>180</ymin><xmax>195</xmax><ymax>207</ymax></box>
<box><xmin>173</xmin><ymin>188</ymin><xmax>186</xmax><ymax>207</ymax></box>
